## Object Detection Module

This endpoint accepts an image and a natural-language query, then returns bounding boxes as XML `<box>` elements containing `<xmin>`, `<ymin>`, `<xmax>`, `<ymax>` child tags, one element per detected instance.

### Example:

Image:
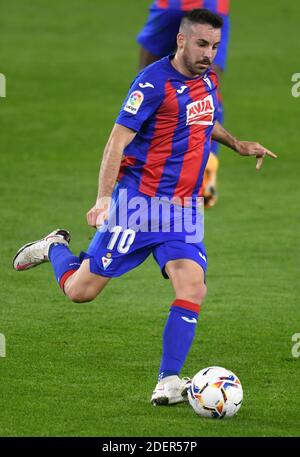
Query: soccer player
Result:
<box><xmin>137</xmin><ymin>0</ymin><xmax>231</xmax><ymax>207</ymax></box>
<box><xmin>13</xmin><ymin>10</ymin><xmax>276</xmax><ymax>405</ymax></box>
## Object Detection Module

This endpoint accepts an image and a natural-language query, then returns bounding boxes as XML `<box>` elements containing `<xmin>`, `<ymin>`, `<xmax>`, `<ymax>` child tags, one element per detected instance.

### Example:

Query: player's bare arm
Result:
<box><xmin>212</xmin><ymin>120</ymin><xmax>277</xmax><ymax>170</ymax></box>
<box><xmin>87</xmin><ymin>124</ymin><xmax>137</xmax><ymax>228</ymax></box>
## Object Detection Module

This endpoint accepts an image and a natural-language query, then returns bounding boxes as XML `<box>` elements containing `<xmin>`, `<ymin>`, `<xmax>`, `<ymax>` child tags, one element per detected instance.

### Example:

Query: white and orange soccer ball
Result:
<box><xmin>188</xmin><ymin>366</ymin><xmax>243</xmax><ymax>419</ymax></box>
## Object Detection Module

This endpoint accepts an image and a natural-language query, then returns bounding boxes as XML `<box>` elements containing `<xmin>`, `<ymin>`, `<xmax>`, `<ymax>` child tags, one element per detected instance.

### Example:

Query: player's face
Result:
<box><xmin>177</xmin><ymin>23</ymin><xmax>221</xmax><ymax>76</ymax></box>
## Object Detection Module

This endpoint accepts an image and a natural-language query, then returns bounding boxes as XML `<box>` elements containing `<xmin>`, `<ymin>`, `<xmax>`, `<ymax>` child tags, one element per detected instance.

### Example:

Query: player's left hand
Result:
<box><xmin>235</xmin><ymin>141</ymin><xmax>277</xmax><ymax>170</ymax></box>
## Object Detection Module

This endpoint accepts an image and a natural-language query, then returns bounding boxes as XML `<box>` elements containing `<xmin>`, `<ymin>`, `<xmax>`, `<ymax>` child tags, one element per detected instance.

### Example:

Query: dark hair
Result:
<box><xmin>181</xmin><ymin>9</ymin><xmax>223</xmax><ymax>29</ymax></box>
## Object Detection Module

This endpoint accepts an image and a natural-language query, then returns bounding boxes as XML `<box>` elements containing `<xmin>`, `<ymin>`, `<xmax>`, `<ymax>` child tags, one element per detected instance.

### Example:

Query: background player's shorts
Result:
<box><xmin>81</xmin><ymin>184</ymin><xmax>207</xmax><ymax>279</ymax></box>
<box><xmin>137</xmin><ymin>8</ymin><xmax>230</xmax><ymax>71</ymax></box>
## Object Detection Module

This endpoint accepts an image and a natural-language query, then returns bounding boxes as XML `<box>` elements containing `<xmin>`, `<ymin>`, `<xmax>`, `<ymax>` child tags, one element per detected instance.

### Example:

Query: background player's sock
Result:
<box><xmin>48</xmin><ymin>244</ymin><xmax>81</xmax><ymax>290</ymax></box>
<box><xmin>158</xmin><ymin>299</ymin><xmax>200</xmax><ymax>382</ymax></box>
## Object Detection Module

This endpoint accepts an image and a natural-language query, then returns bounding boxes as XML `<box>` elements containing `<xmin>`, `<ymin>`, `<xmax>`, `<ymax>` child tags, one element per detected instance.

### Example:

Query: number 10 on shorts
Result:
<box><xmin>107</xmin><ymin>226</ymin><xmax>136</xmax><ymax>254</ymax></box>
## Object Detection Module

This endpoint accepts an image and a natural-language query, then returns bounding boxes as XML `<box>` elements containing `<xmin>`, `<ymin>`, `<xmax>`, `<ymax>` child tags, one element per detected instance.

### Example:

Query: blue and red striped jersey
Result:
<box><xmin>116</xmin><ymin>56</ymin><xmax>218</xmax><ymax>200</ymax></box>
<box><xmin>152</xmin><ymin>0</ymin><xmax>230</xmax><ymax>15</ymax></box>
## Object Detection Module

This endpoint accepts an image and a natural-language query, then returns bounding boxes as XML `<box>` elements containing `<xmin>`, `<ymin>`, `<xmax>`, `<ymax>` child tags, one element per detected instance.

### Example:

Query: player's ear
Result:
<box><xmin>177</xmin><ymin>32</ymin><xmax>185</xmax><ymax>50</ymax></box>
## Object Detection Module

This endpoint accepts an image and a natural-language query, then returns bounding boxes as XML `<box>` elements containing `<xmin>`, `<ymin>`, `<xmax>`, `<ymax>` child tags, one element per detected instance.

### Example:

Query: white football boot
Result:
<box><xmin>151</xmin><ymin>375</ymin><xmax>191</xmax><ymax>405</ymax></box>
<box><xmin>13</xmin><ymin>229</ymin><xmax>71</xmax><ymax>271</ymax></box>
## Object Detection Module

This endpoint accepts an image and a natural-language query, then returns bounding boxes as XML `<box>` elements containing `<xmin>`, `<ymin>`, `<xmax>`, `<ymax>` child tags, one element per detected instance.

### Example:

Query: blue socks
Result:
<box><xmin>158</xmin><ymin>299</ymin><xmax>200</xmax><ymax>382</ymax></box>
<box><xmin>48</xmin><ymin>244</ymin><xmax>81</xmax><ymax>289</ymax></box>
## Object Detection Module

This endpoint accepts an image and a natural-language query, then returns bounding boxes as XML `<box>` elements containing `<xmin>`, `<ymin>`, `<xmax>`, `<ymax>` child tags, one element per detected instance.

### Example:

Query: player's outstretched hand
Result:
<box><xmin>86</xmin><ymin>197</ymin><xmax>111</xmax><ymax>228</ymax></box>
<box><xmin>235</xmin><ymin>141</ymin><xmax>277</xmax><ymax>170</ymax></box>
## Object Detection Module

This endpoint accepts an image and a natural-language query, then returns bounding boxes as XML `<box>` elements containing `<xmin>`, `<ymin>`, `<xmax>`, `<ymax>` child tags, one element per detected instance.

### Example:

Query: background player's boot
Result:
<box><xmin>151</xmin><ymin>375</ymin><xmax>191</xmax><ymax>405</ymax></box>
<box><xmin>13</xmin><ymin>229</ymin><xmax>71</xmax><ymax>271</ymax></box>
<box><xmin>203</xmin><ymin>152</ymin><xmax>219</xmax><ymax>208</ymax></box>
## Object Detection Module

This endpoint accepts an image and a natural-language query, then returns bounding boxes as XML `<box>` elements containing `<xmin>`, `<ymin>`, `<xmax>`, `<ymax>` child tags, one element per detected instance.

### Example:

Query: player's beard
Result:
<box><xmin>183</xmin><ymin>53</ymin><xmax>209</xmax><ymax>76</ymax></box>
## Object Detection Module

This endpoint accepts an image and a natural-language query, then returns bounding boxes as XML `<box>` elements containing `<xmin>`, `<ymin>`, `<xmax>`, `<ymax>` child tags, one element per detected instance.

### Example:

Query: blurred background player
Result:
<box><xmin>137</xmin><ymin>0</ymin><xmax>230</xmax><ymax>207</ymax></box>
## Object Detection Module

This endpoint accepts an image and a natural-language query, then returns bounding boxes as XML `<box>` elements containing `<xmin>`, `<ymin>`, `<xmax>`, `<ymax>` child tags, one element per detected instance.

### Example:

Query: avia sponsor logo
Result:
<box><xmin>186</xmin><ymin>95</ymin><xmax>214</xmax><ymax>126</ymax></box>
<box><xmin>124</xmin><ymin>90</ymin><xmax>144</xmax><ymax>115</ymax></box>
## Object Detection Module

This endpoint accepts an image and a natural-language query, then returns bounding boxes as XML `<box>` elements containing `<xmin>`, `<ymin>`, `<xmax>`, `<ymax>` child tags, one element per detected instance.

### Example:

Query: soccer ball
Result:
<box><xmin>188</xmin><ymin>366</ymin><xmax>243</xmax><ymax>419</ymax></box>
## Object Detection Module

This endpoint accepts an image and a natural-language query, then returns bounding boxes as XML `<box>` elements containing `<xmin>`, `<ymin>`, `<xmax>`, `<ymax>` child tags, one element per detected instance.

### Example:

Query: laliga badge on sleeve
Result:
<box><xmin>124</xmin><ymin>90</ymin><xmax>144</xmax><ymax>115</ymax></box>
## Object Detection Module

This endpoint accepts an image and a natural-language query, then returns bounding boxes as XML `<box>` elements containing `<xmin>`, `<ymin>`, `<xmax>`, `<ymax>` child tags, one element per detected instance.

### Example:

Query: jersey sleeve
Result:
<box><xmin>115</xmin><ymin>70</ymin><xmax>164</xmax><ymax>132</ymax></box>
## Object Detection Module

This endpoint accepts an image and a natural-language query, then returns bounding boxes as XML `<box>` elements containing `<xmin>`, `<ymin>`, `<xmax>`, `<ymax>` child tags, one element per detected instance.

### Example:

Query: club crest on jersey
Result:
<box><xmin>101</xmin><ymin>255</ymin><xmax>113</xmax><ymax>270</ymax></box>
<box><xmin>124</xmin><ymin>90</ymin><xmax>144</xmax><ymax>115</ymax></box>
<box><xmin>186</xmin><ymin>95</ymin><xmax>214</xmax><ymax>126</ymax></box>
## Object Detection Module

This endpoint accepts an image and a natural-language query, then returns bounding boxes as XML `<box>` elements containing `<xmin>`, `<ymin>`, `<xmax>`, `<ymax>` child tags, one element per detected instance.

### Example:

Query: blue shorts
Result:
<box><xmin>82</xmin><ymin>184</ymin><xmax>207</xmax><ymax>279</ymax></box>
<box><xmin>137</xmin><ymin>8</ymin><xmax>230</xmax><ymax>71</ymax></box>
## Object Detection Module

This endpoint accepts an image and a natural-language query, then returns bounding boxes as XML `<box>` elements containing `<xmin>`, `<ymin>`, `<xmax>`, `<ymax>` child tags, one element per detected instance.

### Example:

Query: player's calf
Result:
<box><xmin>63</xmin><ymin>259</ymin><xmax>110</xmax><ymax>303</ymax></box>
<box><xmin>64</xmin><ymin>281</ymin><xmax>96</xmax><ymax>303</ymax></box>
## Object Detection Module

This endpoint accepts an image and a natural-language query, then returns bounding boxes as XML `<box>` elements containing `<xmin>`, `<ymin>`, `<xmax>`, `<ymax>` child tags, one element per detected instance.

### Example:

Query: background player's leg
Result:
<box><xmin>203</xmin><ymin>64</ymin><xmax>224</xmax><ymax>208</ymax></box>
<box><xmin>138</xmin><ymin>47</ymin><xmax>159</xmax><ymax>70</ymax></box>
<box><xmin>137</xmin><ymin>9</ymin><xmax>183</xmax><ymax>70</ymax></box>
<box><xmin>63</xmin><ymin>259</ymin><xmax>110</xmax><ymax>303</ymax></box>
<box><xmin>203</xmin><ymin>9</ymin><xmax>231</xmax><ymax>208</ymax></box>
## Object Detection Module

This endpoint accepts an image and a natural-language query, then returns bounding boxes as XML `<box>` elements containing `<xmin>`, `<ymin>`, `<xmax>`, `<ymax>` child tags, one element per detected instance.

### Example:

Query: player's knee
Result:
<box><xmin>67</xmin><ymin>290</ymin><xmax>93</xmax><ymax>303</ymax></box>
<box><xmin>183</xmin><ymin>283</ymin><xmax>207</xmax><ymax>306</ymax></box>
<box><xmin>65</xmin><ymin>285</ymin><xmax>96</xmax><ymax>303</ymax></box>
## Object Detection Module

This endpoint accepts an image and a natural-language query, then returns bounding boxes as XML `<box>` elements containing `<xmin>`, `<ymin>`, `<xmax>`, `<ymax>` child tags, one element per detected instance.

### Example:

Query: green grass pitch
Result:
<box><xmin>0</xmin><ymin>0</ymin><xmax>299</xmax><ymax>437</ymax></box>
